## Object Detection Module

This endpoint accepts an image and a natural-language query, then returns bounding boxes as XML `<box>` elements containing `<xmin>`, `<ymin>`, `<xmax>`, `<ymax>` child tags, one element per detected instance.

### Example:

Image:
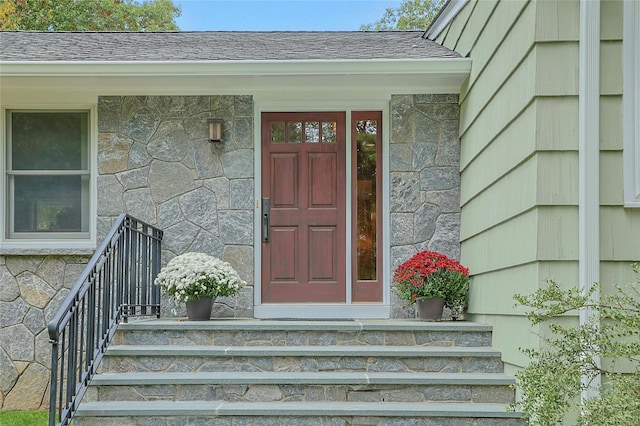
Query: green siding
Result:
<box><xmin>537</xmin><ymin>206</ymin><xmax>579</xmax><ymax>260</ymax></box>
<box><xmin>534</xmin><ymin>0</ymin><xmax>579</xmax><ymax>42</ymax></box>
<box><xmin>535</xmin><ymin>96</ymin><xmax>578</xmax><ymax>150</ymax></box>
<box><xmin>535</xmin><ymin>42</ymin><xmax>579</xmax><ymax>96</ymax></box>
<box><xmin>600</xmin><ymin>207</ymin><xmax>640</xmax><ymax>260</ymax></box>
<box><xmin>441</xmin><ymin>0</ymin><xmax>581</xmax><ymax>368</ymax></box>
<box><xmin>461</xmin><ymin>210</ymin><xmax>539</xmax><ymax>274</ymax></box>
<box><xmin>461</xmin><ymin>155</ymin><xmax>537</xmax><ymax>239</ymax></box>
<box><xmin>439</xmin><ymin>0</ymin><xmax>476</xmax><ymax>50</ymax></box>
<box><xmin>459</xmin><ymin>4</ymin><xmax>536</xmax><ymax>136</ymax></box>
<box><xmin>460</xmin><ymin>49</ymin><xmax>536</xmax><ymax>165</ymax></box>
<box><xmin>601</xmin><ymin>261</ymin><xmax>640</xmax><ymax>289</ymax></box>
<box><xmin>454</xmin><ymin>0</ymin><xmax>498</xmax><ymax>57</ymax></box>
<box><xmin>600</xmin><ymin>152</ymin><xmax>624</xmax><ymax>205</ymax></box>
<box><xmin>597</xmin><ymin>0</ymin><xmax>635</xmax><ymax>306</ymax></box>
<box><xmin>436</xmin><ymin>0</ymin><xmax>634</xmax><ymax>370</ymax></box>
<box><xmin>600</xmin><ymin>95</ymin><xmax>623</xmax><ymax>150</ymax></box>
<box><xmin>468</xmin><ymin>263</ymin><xmax>540</xmax><ymax>316</ymax></box>
<box><xmin>460</xmin><ymin>101</ymin><xmax>536</xmax><ymax>204</ymax></box>
<box><xmin>600</xmin><ymin>0</ymin><xmax>623</xmax><ymax>41</ymax></box>
<box><xmin>600</xmin><ymin>40</ymin><xmax>623</xmax><ymax>95</ymax></box>
<box><xmin>458</xmin><ymin>0</ymin><xmax>530</xmax><ymax>91</ymax></box>
<box><xmin>536</xmin><ymin>151</ymin><xmax>578</xmax><ymax>205</ymax></box>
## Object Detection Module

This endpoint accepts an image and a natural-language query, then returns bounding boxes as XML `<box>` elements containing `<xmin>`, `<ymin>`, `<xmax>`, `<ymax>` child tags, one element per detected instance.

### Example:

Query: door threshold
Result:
<box><xmin>254</xmin><ymin>304</ymin><xmax>389</xmax><ymax>319</ymax></box>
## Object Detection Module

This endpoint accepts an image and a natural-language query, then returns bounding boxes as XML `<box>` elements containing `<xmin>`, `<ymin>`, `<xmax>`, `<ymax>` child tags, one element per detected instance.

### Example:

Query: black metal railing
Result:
<box><xmin>47</xmin><ymin>214</ymin><xmax>163</xmax><ymax>426</ymax></box>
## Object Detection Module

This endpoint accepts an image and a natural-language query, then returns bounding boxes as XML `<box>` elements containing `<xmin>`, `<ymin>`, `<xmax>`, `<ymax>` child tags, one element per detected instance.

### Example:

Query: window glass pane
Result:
<box><xmin>356</xmin><ymin>120</ymin><xmax>378</xmax><ymax>281</ymax></box>
<box><xmin>13</xmin><ymin>175</ymin><xmax>89</xmax><ymax>233</ymax></box>
<box><xmin>271</xmin><ymin>122</ymin><xmax>285</xmax><ymax>143</ymax></box>
<box><xmin>322</xmin><ymin>122</ymin><xmax>337</xmax><ymax>143</ymax></box>
<box><xmin>11</xmin><ymin>112</ymin><xmax>88</xmax><ymax>170</ymax></box>
<box><xmin>287</xmin><ymin>122</ymin><xmax>302</xmax><ymax>143</ymax></box>
<box><xmin>304</xmin><ymin>122</ymin><xmax>320</xmax><ymax>143</ymax></box>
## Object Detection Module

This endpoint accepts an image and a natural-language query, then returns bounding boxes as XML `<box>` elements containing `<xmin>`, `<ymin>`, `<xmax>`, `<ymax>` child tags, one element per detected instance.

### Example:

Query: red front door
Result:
<box><xmin>261</xmin><ymin>112</ymin><xmax>346</xmax><ymax>303</ymax></box>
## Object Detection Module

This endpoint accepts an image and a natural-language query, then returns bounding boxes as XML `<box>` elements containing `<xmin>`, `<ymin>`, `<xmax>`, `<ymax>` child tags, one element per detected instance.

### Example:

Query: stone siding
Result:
<box><xmin>97</xmin><ymin>95</ymin><xmax>255</xmax><ymax>318</ymax></box>
<box><xmin>0</xmin><ymin>254</ymin><xmax>90</xmax><ymax>410</ymax></box>
<box><xmin>389</xmin><ymin>94</ymin><xmax>462</xmax><ymax>318</ymax></box>
<box><xmin>0</xmin><ymin>93</ymin><xmax>462</xmax><ymax>409</ymax></box>
<box><xmin>0</xmin><ymin>95</ymin><xmax>255</xmax><ymax>410</ymax></box>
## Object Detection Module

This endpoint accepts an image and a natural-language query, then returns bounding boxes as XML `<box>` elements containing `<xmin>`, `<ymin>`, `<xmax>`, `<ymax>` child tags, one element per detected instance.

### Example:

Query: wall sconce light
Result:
<box><xmin>207</xmin><ymin>118</ymin><xmax>223</xmax><ymax>142</ymax></box>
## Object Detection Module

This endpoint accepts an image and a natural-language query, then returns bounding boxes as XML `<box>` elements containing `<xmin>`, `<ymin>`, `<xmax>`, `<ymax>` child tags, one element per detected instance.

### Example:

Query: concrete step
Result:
<box><xmin>87</xmin><ymin>371</ymin><xmax>516</xmax><ymax>404</ymax></box>
<box><xmin>100</xmin><ymin>344</ymin><xmax>505</xmax><ymax>374</ymax></box>
<box><xmin>113</xmin><ymin>318</ymin><xmax>494</xmax><ymax>347</ymax></box>
<box><xmin>74</xmin><ymin>401</ymin><xmax>524</xmax><ymax>426</ymax></box>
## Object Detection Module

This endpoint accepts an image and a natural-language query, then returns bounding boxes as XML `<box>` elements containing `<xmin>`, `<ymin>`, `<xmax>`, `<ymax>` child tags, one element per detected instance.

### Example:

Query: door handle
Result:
<box><xmin>262</xmin><ymin>197</ymin><xmax>270</xmax><ymax>243</ymax></box>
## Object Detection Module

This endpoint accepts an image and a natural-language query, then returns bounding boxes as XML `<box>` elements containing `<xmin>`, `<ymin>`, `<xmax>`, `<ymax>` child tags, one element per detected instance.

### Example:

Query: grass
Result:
<box><xmin>0</xmin><ymin>410</ymin><xmax>49</xmax><ymax>426</ymax></box>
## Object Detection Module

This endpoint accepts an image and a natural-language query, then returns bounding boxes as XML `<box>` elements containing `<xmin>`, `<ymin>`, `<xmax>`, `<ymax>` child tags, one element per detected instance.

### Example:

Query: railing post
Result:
<box><xmin>140</xmin><ymin>223</ymin><xmax>149</xmax><ymax>315</ymax></box>
<box><xmin>129</xmin><ymin>219</ymin><xmax>138</xmax><ymax>318</ymax></box>
<box><xmin>122</xmin><ymin>219</ymin><xmax>131</xmax><ymax>322</ymax></box>
<box><xmin>153</xmin><ymin>228</ymin><xmax>163</xmax><ymax>318</ymax></box>
<box><xmin>48</xmin><ymin>340</ymin><xmax>59</xmax><ymax>426</ymax></box>
<box><xmin>65</xmin><ymin>311</ymin><xmax>78</xmax><ymax>418</ymax></box>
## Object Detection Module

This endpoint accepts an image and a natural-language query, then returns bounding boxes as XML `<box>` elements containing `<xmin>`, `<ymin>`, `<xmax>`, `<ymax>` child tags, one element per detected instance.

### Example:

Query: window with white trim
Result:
<box><xmin>4</xmin><ymin>110</ymin><xmax>91</xmax><ymax>241</ymax></box>
<box><xmin>624</xmin><ymin>0</ymin><xmax>640</xmax><ymax>207</ymax></box>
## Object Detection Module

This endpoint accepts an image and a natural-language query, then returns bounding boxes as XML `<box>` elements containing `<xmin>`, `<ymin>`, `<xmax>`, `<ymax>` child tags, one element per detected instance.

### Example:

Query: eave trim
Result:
<box><xmin>424</xmin><ymin>0</ymin><xmax>470</xmax><ymax>41</ymax></box>
<box><xmin>0</xmin><ymin>58</ymin><xmax>472</xmax><ymax>78</ymax></box>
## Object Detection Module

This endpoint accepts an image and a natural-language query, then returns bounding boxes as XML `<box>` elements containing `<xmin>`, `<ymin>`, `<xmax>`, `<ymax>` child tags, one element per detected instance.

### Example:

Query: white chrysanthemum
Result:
<box><xmin>155</xmin><ymin>252</ymin><xmax>246</xmax><ymax>303</ymax></box>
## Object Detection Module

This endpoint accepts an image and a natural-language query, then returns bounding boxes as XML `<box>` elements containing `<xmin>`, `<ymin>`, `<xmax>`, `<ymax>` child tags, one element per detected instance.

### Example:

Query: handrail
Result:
<box><xmin>47</xmin><ymin>214</ymin><xmax>163</xmax><ymax>426</ymax></box>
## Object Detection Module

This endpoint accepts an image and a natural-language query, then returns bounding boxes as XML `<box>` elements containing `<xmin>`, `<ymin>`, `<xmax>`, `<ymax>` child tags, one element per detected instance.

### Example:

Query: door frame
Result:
<box><xmin>253</xmin><ymin>99</ymin><xmax>391</xmax><ymax>319</ymax></box>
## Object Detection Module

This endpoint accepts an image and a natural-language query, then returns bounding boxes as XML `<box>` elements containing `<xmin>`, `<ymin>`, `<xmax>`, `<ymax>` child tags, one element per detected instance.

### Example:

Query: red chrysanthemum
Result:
<box><xmin>393</xmin><ymin>251</ymin><xmax>469</xmax><ymax>307</ymax></box>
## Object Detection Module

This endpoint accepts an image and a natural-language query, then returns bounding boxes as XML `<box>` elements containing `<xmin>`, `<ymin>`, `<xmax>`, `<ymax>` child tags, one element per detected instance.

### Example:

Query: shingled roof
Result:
<box><xmin>0</xmin><ymin>31</ymin><xmax>460</xmax><ymax>62</ymax></box>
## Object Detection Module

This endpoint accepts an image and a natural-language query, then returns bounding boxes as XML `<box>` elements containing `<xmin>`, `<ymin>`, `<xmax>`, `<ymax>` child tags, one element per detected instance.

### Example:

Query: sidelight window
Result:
<box><xmin>351</xmin><ymin>111</ymin><xmax>382</xmax><ymax>302</ymax></box>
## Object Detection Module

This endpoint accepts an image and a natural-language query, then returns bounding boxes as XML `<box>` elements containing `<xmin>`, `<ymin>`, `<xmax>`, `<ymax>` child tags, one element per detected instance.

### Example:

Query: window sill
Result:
<box><xmin>0</xmin><ymin>241</ymin><xmax>96</xmax><ymax>256</ymax></box>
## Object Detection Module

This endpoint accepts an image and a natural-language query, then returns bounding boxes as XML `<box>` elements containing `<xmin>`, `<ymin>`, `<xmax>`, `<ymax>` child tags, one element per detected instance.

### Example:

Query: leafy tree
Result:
<box><xmin>512</xmin><ymin>265</ymin><xmax>640</xmax><ymax>425</ymax></box>
<box><xmin>360</xmin><ymin>0</ymin><xmax>444</xmax><ymax>31</ymax></box>
<box><xmin>0</xmin><ymin>0</ymin><xmax>180</xmax><ymax>31</ymax></box>
<box><xmin>0</xmin><ymin>0</ymin><xmax>19</xmax><ymax>29</ymax></box>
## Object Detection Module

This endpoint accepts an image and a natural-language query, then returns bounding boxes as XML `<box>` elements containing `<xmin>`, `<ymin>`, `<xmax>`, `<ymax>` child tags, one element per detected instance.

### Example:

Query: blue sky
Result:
<box><xmin>174</xmin><ymin>0</ymin><xmax>404</xmax><ymax>31</ymax></box>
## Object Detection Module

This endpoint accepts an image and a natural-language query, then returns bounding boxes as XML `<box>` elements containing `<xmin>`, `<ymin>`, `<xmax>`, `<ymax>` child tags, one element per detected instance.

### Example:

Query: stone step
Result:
<box><xmin>87</xmin><ymin>371</ymin><xmax>516</xmax><ymax>404</ymax></box>
<box><xmin>78</xmin><ymin>320</ymin><xmax>521</xmax><ymax>424</ymax></box>
<box><xmin>113</xmin><ymin>318</ymin><xmax>493</xmax><ymax>347</ymax></box>
<box><xmin>100</xmin><ymin>345</ymin><xmax>505</xmax><ymax>374</ymax></box>
<box><xmin>73</xmin><ymin>401</ymin><xmax>524</xmax><ymax>426</ymax></box>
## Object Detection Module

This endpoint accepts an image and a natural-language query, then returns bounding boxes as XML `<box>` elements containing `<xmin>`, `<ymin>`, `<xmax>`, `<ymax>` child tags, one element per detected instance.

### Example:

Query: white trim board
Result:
<box><xmin>0</xmin><ymin>59</ymin><xmax>471</xmax><ymax>100</ymax></box>
<box><xmin>424</xmin><ymin>0</ymin><xmax>470</xmax><ymax>41</ymax></box>
<box><xmin>578</xmin><ymin>0</ymin><xmax>601</xmax><ymax>401</ymax></box>
<box><xmin>623</xmin><ymin>0</ymin><xmax>640</xmax><ymax>207</ymax></box>
<box><xmin>0</xmin><ymin>105</ymin><xmax>98</xmax><ymax>254</ymax></box>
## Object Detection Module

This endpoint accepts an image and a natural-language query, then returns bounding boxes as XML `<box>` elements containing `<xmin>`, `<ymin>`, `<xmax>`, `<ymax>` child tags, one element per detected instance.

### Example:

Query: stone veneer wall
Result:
<box><xmin>0</xmin><ymin>254</ymin><xmax>89</xmax><ymax>410</ymax></box>
<box><xmin>97</xmin><ymin>96</ymin><xmax>255</xmax><ymax>318</ymax></box>
<box><xmin>0</xmin><ymin>95</ymin><xmax>255</xmax><ymax>410</ymax></box>
<box><xmin>389</xmin><ymin>94</ymin><xmax>462</xmax><ymax>318</ymax></box>
<box><xmin>0</xmin><ymin>93</ymin><xmax>461</xmax><ymax>409</ymax></box>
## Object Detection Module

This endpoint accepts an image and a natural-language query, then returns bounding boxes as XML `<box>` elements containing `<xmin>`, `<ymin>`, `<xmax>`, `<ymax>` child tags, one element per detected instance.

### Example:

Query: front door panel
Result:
<box><xmin>261</xmin><ymin>112</ymin><xmax>346</xmax><ymax>303</ymax></box>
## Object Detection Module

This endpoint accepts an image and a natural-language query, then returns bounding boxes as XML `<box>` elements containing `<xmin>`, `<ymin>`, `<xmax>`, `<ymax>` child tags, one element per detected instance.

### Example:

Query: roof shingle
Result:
<box><xmin>0</xmin><ymin>31</ymin><xmax>460</xmax><ymax>62</ymax></box>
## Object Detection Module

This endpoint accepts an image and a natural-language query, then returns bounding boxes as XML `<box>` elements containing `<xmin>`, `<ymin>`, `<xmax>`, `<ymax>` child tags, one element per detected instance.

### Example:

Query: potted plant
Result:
<box><xmin>393</xmin><ymin>251</ymin><xmax>470</xmax><ymax>321</ymax></box>
<box><xmin>154</xmin><ymin>252</ymin><xmax>246</xmax><ymax>321</ymax></box>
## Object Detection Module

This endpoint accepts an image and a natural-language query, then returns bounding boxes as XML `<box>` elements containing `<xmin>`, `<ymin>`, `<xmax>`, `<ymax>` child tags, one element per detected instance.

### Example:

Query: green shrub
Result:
<box><xmin>512</xmin><ymin>264</ymin><xmax>640</xmax><ymax>425</ymax></box>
